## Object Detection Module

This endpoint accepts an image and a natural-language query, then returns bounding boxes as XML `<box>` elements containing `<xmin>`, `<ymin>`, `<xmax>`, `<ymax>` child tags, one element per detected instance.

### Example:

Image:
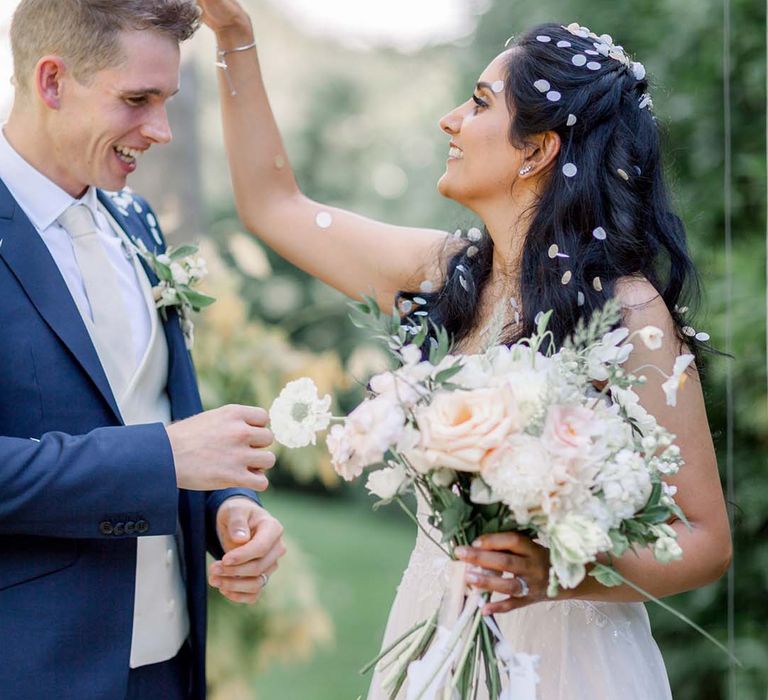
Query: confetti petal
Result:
<box><xmin>413</xmin><ymin>296</ymin><xmax>428</xmax><ymax>305</ymax></box>
<box><xmin>466</xmin><ymin>246</ymin><xmax>479</xmax><ymax>257</ymax></box>
<box><xmin>632</xmin><ymin>62</ymin><xmax>646</xmax><ymax>80</ymax></box>
<box><xmin>546</xmin><ymin>90</ymin><xmax>562</xmax><ymax>102</ymax></box>
<box><xmin>587</xmin><ymin>61</ymin><xmax>601</xmax><ymax>71</ymax></box>
<box><xmin>459</xmin><ymin>276</ymin><xmax>469</xmax><ymax>291</ymax></box>
<box><xmin>585</xmin><ymin>49</ymin><xmax>599</xmax><ymax>56</ymax></box>
<box><xmin>467</xmin><ymin>227</ymin><xmax>483</xmax><ymax>242</ymax></box>
<box><xmin>534</xmin><ymin>79</ymin><xmax>551</xmax><ymax>93</ymax></box>
<box><xmin>454</xmin><ymin>228</ymin><xmax>463</xmax><ymax>237</ymax></box>
<box><xmin>556</xmin><ymin>40</ymin><xmax>572</xmax><ymax>48</ymax></box>
<box><xmin>593</xmin><ymin>276</ymin><xmax>603</xmax><ymax>292</ymax></box>
<box><xmin>548</xmin><ymin>244</ymin><xmax>559</xmax><ymax>258</ymax></box>
<box><xmin>491</xmin><ymin>79</ymin><xmax>505</xmax><ymax>93</ymax></box>
<box><xmin>414</xmin><ymin>310</ymin><xmax>429</xmax><ymax>317</ymax></box>
<box><xmin>572</xmin><ymin>54</ymin><xmax>587</xmax><ymax>67</ymax></box>
<box><xmin>566</xmin><ymin>114</ymin><xmax>578</xmax><ymax>127</ymax></box>
<box><xmin>592</xmin><ymin>226</ymin><xmax>607</xmax><ymax>240</ymax></box>
<box><xmin>562</xmin><ymin>163</ymin><xmax>578</xmax><ymax>177</ymax></box>
<box><xmin>536</xmin><ymin>35</ymin><xmax>552</xmax><ymax>43</ymax></box>
<box><xmin>695</xmin><ymin>331</ymin><xmax>711</xmax><ymax>342</ymax></box>
<box><xmin>617</xmin><ymin>168</ymin><xmax>630</xmax><ymax>181</ymax></box>
<box><xmin>577</xmin><ymin>291</ymin><xmax>585</xmax><ymax>306</ymax></box>
<box><xmin>400</xmin><ymin>299</ymin><xmax>413</xmax><ymax>313</ymax></box>
<box><xmin>419</xmin><ymin>280</ymin><xmax>434</xmax><ymax>293</ymax></box>
<box><xmin>682</xmin><ymin>326</ymin><xmax>696</xmax><ymax>337</ymax></box>
<box><xmin>316</xmin><ymin>211</ymin><xmax>333</xmax><ymax>228</ymax></box>
<box><xmin>561</xmin><ymin>271</ymin><xmax>572</xmax><ymax>285</ymax></box>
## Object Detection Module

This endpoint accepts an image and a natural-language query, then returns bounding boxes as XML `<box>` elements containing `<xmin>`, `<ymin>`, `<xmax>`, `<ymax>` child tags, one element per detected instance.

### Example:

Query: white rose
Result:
<box><xmin>415</xmin><ymin>386</ymin><xmax>521</xmax><ymax>473</ymax></box>
<box><xmin>366</xmin><ymin>464</ymin><xmax>408</xmax><ymax>501</ymax></box>
<box><xmin>596</xmin><ymin>449</ymin><xmax>653</xmax><ymax>526</ymax></box>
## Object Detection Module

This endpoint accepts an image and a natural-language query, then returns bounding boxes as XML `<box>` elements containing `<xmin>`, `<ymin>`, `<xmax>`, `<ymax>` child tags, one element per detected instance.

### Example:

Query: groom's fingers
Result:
<box><xmin>210</xmin><ymin>545</ymin><xmax>282</xmax><ymax>581</ymax></box>
<box><xmin>216</xmin><ymin>564</ymin><xmax>279</xmax><ymax>604</ymax></box>
<box><xmin>222</xmin><ymin>519</ymin><xmax>285</xmax><ymax>567</ymax></box>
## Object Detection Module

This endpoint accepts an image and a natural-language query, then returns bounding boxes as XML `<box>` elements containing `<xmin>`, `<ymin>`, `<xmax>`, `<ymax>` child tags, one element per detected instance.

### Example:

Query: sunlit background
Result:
<box><xmin>0</xmin><ymin>1</ymin><xmax>765</xmax><ymax>699</ymax></box>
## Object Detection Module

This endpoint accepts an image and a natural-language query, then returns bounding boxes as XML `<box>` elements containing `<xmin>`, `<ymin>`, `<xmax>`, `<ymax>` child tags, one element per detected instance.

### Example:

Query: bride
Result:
<box><xmin>197</xmin><ymin>2</ymin><xmax>732</xmax><ymax>697</ymax></box>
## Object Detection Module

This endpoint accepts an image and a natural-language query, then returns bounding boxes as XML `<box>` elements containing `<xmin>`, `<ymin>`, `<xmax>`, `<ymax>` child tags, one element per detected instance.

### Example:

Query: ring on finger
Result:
<box><xmin>513</xmin><ymin>575</ymin><xmax>530</xmax><ymax>598</ymax></box>
<box><xmin>258</xmin><ymin>572</ymin><xmax>270</xmax><ymax>588</ymax></box>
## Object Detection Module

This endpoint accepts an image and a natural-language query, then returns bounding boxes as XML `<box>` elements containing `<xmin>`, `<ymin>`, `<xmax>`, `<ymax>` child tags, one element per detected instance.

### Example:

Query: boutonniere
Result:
<box><xmin>133</xmin><ymin>240</ymin><xmax>215</xmax><ymax>349</ymax></box>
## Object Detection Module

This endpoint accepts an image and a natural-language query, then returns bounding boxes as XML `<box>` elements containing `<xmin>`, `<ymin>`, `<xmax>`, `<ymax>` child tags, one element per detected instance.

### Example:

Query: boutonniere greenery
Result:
<box><xmin>133</xmin><ymin>239</ymin><xmax>215</xmax><ymax>349</ymax></box>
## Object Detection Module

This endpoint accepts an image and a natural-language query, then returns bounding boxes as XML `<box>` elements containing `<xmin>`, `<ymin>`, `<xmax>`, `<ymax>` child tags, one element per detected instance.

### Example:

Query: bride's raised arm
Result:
<box><xmin>198</xmin><ymin>0</ymin><xmax>450</xmax><ymax>309</ymax></box>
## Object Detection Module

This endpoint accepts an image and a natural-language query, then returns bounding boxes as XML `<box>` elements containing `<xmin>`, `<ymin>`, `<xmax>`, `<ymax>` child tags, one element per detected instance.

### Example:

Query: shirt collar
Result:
<box><xmin>0</xmin><ymin>126</ymin><xmax>99</xmax><ymax>232</ymax></box>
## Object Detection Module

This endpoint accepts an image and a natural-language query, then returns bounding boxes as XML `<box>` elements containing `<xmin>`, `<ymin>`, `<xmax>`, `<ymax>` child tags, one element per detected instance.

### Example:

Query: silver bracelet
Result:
<box><xmin>214</xmin><ymin>40</ymin><xmax>256</xmax><ymax>97</ymax></box>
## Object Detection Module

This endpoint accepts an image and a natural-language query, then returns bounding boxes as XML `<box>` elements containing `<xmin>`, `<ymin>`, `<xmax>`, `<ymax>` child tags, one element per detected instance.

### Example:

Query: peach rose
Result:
<box><xmin>414</xmin><ymin>386</ymin><xmax>521</xmax><ymax>472</ymax></box>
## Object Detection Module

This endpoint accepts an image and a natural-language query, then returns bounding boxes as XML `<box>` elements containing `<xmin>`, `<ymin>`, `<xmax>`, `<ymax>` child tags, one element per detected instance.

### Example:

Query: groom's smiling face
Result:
<box><xmin>48</xmin><ymin>29</ymin><xmax>181</xmax><ymax>197</ymax></box>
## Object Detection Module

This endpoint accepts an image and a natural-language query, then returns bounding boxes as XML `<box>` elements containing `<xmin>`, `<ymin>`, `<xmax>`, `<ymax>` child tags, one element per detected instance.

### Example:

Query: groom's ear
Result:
<box><xmin>34</xmin><ymin>56</ymin><xmax>67</xmax><ymax>110</ymax></box>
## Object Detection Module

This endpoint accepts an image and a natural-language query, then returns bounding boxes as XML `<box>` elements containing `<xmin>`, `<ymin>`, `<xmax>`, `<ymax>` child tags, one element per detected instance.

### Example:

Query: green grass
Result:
<box><xmin>251</xmin><ymin>488</ymin><xmax>416</xmax><ymax>700</ymax></box>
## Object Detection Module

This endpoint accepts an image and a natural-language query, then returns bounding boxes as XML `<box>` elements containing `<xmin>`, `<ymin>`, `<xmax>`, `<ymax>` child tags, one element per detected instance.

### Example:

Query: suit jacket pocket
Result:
<box><xmin>0</xmin><ymin>535</ymin><xmax>79</xmax><ymax>591</ymax></box>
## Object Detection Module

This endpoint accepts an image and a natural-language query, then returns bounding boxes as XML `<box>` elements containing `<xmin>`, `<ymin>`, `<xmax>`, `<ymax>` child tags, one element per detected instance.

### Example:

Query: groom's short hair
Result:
<box><xmin>11</xmin><ymin>0</ymin><xmax>200</xmax><ymax>93</ymax></box>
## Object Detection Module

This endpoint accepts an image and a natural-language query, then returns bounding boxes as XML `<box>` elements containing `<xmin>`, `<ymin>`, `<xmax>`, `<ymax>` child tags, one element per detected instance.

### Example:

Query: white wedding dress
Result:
<box><xmin>367</xmin><ymin>496</ymin><xmax>673</xmax><ymax>700</ymax></box>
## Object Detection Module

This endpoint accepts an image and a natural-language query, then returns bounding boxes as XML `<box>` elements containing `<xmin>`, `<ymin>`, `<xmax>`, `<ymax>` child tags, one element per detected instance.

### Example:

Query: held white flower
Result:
<box><xmin>169</xmin><ymin>261</ymin><xmax>190</xmax><ymax>286</ymax></box>
<box><xmin>661</xmin><ymin>354</ymin><xmax>695</xmax><ymax>406</ymax></box>
<box><xmin>269</xmin><ymin>377</ymin><xmax>332</xmax><ymax>448</ymax></box>
<box><xmin>587</xmin><ymin>327</ymin><xmax>633</xmax><ymax>381</ymax></box>
<box><xmin>159</xmin><ymin>283</ymin><xmax>179</xmax><ymax>306</ymax></box>
<box><xmin>636</xmin><ymin>325</ymin><xmax>664</xmax><ymax>350</ymax></box>
<box><xmin>366</xmin><ymin>463</ymin><xmax>408</xmax><ymax>501</ymax></box>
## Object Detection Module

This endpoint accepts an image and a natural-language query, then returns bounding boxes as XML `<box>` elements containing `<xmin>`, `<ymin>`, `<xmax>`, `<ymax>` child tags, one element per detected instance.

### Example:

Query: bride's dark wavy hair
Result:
<box><xmin>402</xmin><ymin>22</ymin><xmax>702</xmax><ymax>353</ymax></box>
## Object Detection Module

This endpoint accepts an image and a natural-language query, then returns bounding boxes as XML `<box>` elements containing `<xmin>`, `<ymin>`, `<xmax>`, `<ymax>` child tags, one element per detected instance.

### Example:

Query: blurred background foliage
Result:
<box><xmin>137</xmin><ymin>0</ymin><xmax>765</xmax><ymax>697</ymax></box>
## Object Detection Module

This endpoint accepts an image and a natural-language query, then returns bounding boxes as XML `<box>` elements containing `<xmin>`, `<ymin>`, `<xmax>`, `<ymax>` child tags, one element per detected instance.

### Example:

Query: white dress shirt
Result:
<box><xmin>0</xmin><ymin>127</ymin><xmax>151</xmax><ymax>368</ymax></box>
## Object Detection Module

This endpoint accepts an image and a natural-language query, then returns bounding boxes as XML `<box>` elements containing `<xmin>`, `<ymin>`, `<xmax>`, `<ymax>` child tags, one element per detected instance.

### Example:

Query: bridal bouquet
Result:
<box><xmin>269</xmin><ymin>299</ymin><xmax>694</xmax><ymax>699</ymax></box>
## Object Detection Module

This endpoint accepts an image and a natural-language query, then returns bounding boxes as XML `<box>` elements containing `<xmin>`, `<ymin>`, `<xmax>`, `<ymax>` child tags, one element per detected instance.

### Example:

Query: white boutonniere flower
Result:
<box><xmin>133</xmin><ymin>240</ymin><xmax>215</xmax><ymax>349</ymax></box>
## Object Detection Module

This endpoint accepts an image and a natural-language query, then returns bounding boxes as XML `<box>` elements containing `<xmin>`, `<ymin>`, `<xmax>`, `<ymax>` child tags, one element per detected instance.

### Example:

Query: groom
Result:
<box><xmin>0</xmin><ymin>1</ymin><xmax>285</xmax><ymax>699</ymax></box>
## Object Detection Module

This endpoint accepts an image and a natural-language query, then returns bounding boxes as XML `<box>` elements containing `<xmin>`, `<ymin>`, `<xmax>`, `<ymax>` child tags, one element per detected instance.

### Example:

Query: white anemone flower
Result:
<box><xmin>587</xmin><ymin>328</ymin><xmax>633</xmax><ymax>381</ymax></box>
<box><xmin>269</xmin><ymin>377</ymin><xmax>332</xmax><ymax>448</ymax></box>
<box><xmin>661</xmin><ymin>354</ymin><xmax>695</xmax><ymax>406</ymax></box>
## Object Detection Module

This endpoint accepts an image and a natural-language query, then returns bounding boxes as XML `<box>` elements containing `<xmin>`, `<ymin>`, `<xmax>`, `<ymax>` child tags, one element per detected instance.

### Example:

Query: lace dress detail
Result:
<box><xmin>367</xmin><ymin>496</ymin><xmax>672</xmax><ymax>700</ymax></box>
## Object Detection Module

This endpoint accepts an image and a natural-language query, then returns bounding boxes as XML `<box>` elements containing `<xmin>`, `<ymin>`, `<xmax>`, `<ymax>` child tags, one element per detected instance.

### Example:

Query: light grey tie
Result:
<box><xmin>57</xmin><ymin>203</ymin><xmax>135</xmax><ymax>399</ymax></box>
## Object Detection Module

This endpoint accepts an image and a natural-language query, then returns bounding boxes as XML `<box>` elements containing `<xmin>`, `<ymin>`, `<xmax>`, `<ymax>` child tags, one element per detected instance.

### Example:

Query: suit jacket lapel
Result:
<box><xmin>0</xmin><ymin>180</ymin><xmax>122</xmax><ymax>422</ymax></box>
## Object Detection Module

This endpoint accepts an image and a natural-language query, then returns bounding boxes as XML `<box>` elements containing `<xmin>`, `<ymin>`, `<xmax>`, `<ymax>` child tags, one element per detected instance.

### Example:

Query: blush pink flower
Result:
<box><xmin>541</xmin><ymin>405</ymin><xmax>598</xmax><ymax>458</ymax></box>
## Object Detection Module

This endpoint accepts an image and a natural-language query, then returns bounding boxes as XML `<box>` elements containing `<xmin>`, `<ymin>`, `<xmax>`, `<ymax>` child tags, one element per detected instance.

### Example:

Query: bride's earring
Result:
<box><xmin>519</xmin><ymin>165</ymin><xmax>533</xmax><ymax>176</ymax></box>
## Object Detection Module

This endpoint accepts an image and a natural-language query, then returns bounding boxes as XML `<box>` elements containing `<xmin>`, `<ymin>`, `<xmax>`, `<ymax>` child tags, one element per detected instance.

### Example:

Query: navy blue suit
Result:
<box><xmin>0</xmin><ymin>180</ymin><xmax>258</xmax><ymax>700</ymax></box>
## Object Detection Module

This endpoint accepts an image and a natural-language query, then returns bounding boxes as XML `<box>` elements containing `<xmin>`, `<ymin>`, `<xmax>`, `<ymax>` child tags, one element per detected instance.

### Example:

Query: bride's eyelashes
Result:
<box><xmin>472</xmin><ymin>93</ymin><xmax>488</xmax><ymax>113</ymax></box>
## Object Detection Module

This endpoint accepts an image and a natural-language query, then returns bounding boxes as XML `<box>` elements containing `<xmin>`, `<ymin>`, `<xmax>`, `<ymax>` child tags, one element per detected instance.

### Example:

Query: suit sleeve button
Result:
<box><xmin>99</xmin><ymin>521</ymin><xmax>114</xmax><ymax>536</ymax></box>
<box><xmin>135</xmin><ymin>520</ymin><xmax>149</xmax><ymax>534</ymax></box>
<box><xmin>125</xmin><ymin>521</ymin><xmax>136</xmax><ymax>535</ymax></box>
<box><xmin>113</xmin><ymin>522</ymin><xmax>125</xmax><ymax>536</ymax></box>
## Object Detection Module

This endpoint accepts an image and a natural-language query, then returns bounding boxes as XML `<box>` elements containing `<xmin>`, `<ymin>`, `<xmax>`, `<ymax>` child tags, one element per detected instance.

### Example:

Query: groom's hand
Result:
<box><xmin>209</xmin><ymin>496</ymin><xmax>286</xmax><ymax>604</ymax></box>
<box><xmin>166</xmin><ymin>404</ymin><xmax>275</xmax><ymax>492</ymax></box>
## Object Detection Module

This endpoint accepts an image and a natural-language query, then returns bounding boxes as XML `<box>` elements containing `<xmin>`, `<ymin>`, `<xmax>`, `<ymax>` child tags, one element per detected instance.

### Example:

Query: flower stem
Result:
<box><xmin>359</xmin><ymin>617</ymin><xmax>430</xmax><ymax>676</ymax></box>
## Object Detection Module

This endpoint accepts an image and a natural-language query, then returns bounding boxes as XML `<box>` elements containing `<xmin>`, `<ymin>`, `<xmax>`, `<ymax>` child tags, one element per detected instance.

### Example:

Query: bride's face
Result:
<box><xmin>437</xmin><ymin>51</ymin><xmax>526</xmax><ymax>209</ymax></box>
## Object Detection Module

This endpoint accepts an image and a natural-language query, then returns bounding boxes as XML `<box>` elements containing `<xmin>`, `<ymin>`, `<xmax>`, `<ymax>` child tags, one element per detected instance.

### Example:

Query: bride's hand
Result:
<box><xmin>197</xmin><ymin>0</ymin><xmax>252</xmax><ymax>36</ymax></box>
<box><xmin>455</xmin><ymin>533</ymin><xmax>552</xmax><ymax>614</ymax></box>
